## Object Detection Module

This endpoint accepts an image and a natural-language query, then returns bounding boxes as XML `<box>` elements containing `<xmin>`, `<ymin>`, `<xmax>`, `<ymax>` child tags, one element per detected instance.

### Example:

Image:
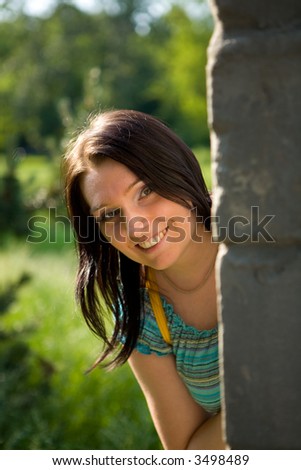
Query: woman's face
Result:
<box><xmin>80</xmin><ymin>158</ymin><xmax>197</xmax><ymax>271</ymax></box>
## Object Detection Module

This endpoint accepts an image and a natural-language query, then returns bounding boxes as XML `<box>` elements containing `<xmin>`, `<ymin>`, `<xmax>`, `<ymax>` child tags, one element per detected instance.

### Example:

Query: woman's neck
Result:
<box><xmin>155</xmin><ymin>225</ymin><xmax>218</xmax><ymax>294</ymax></box>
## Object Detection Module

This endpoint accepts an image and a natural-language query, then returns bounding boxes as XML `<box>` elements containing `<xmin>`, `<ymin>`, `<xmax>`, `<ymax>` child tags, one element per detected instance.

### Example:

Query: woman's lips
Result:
<box><xmin>136</xmin><ymin>227</ymin><xmax>168</xmax><ymax>250</ymax></box>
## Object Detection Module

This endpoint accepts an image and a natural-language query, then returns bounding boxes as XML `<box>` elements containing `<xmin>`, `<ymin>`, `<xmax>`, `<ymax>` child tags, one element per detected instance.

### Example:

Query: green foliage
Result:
<box><xmin>146</xmin><ymin>6</ymin><xmax>212</xmax><ymax>146</ymax></box>
<box><xmin>194</xmin><ymin>146</ymin><xmax>212</xmax><ymax>190</ymax></box>
<box><xmin>0</xmin><ymin>152</ymin><xmax>64</xmax><ymax>237</ymax></box>
<box><xmin>0</xmin><ymin>1</ymin><xmax>213</xmax><ymax>153</ymax></box>
<box><xmin>0</xmin><ymin>272</ymin><xmax>55</xmax><ymax>449</ymax></box>
<box><xmin>0</xmin><ymin>153</ymin><xmax>30</xmax><ymax>235</ymax></box>
<box><xmin>0</xmin><ymin>237</ymin><xmax>160</xmax><ymax>449</ymax></box>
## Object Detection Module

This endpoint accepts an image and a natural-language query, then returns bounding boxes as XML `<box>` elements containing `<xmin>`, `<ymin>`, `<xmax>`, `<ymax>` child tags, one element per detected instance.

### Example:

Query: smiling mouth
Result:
<box><xmin>137</xmin><ymin>228</ymin><xmax>168</xmax><ymax>250</ymax></box>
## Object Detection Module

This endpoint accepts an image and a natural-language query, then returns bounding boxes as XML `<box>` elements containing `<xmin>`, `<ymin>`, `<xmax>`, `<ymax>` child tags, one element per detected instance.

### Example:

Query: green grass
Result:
<box><xmin>0</xmin><ymin>235</ymin><xmax>160</xmax><ymax>450</ymax></box>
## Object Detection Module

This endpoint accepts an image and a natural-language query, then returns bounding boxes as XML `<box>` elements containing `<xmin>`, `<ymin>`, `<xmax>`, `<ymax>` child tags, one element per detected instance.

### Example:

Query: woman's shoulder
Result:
<box><xmin>136</xmin><ymin>288</ymin><xmax>172</xmax><ymax>356</ymax></box>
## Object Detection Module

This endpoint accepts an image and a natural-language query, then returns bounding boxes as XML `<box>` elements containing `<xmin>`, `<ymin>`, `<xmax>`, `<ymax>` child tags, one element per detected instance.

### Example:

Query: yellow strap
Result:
<box><xmin>145</xmin><ymin>268</ymin><xmax>172</xmax><ymax>345</ymax></box>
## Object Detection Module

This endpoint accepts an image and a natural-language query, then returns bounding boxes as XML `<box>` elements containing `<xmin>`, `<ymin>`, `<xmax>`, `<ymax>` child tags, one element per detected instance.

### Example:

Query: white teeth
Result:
<box><xmin>138</xmin><ymin>228</ymin><xmax>167</xmax><ymax>249</ymax></box>
<box><xmin>159</xmin><ymin>230</ymin><xmax>165</xmax><ymax>240</ymax></box>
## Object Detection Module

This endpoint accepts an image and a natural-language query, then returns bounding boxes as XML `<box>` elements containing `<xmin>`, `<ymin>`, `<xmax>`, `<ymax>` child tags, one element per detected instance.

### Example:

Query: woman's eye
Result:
<box><xmin>99</xmin><ymin>208</ymin><xmax>120</xmax><ymax>222</ymax></box>
<box><xmin>140</xmin><ymin>185</ymin><xmax>153</xmax><ymax>198</ymax></box>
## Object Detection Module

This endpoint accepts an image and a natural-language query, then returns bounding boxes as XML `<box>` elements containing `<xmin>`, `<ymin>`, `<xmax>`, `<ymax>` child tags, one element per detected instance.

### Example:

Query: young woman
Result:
<box><xmin>64</xmin><ymin>109</ymin><xmax>225</xmax><ymax>450</ymax></box>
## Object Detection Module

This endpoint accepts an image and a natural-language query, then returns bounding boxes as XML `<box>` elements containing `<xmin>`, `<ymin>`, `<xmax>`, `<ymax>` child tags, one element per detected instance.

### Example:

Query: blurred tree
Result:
<box><xmin>0</xmin><ymin>0</ymin><xmax>212</xmax><ymax>154</ymax></box>
<box><xmin>1</xmin><ymin>6</ymin><xmax>104</xmax><ymax>153</ymax></box>
<box><xmin>145</xmin><ymin>4</ymin><xmax>212</xmax><ymax>146</ymax></box>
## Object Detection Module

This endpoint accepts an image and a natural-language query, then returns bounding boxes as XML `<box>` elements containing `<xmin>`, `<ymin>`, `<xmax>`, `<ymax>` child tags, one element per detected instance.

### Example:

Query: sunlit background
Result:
<box><xmin>0</xmin><ymin>0</ymin><xmax>213</xmax><ymax>449</ymax></box>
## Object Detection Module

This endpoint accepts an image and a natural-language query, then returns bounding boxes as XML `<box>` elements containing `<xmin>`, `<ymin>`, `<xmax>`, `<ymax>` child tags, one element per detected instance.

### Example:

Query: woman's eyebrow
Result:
<box><xmin>90</xmin><ymin>178</ymin><xmax>141</xmax><ymax>214</ymax></box>
<box><xmin>124</xmin><ymin>177</ymin><xmax>141</xmax><ymax>195</ymax></box>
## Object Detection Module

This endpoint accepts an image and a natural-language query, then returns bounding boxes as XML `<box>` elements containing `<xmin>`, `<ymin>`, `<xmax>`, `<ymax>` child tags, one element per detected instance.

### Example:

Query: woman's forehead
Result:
<box><xmin>80</xmin><ymin>159</ymin><xmax>141</xmax><ymax>213</ymax></box>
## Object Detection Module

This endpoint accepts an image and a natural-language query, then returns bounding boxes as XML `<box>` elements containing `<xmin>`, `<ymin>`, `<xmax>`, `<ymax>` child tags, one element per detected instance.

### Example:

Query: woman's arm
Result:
<box><xmin>129</xmin><ymin>350</ymin><xmax>226</xmax><ymax>450</ymax></box>
<box><xmin>185</xmin><ymin>412</ymin><xmax>225</xmax><ymax>450</ymax></box>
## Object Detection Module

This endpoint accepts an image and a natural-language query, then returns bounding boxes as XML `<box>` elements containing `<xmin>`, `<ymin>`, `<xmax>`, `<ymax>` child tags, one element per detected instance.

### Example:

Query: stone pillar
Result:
<box><xmin>206</xmin><ymin>0</ymin><xmax>301</xmax><ymax>449</ymax></box>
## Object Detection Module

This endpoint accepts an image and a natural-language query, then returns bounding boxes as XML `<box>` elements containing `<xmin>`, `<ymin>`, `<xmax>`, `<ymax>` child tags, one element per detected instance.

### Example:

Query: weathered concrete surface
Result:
<box><xmin>207</xmin><ymin>0</ymin><xmax>301</xmax><ymax>449</ymax></box>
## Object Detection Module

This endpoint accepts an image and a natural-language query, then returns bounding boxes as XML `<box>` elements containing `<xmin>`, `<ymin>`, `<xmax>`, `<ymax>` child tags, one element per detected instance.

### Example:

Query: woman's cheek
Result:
<box><xmin>101</xmin><ymin>221</ymin><xmax>127</xmax><ymax>246</ymax></box>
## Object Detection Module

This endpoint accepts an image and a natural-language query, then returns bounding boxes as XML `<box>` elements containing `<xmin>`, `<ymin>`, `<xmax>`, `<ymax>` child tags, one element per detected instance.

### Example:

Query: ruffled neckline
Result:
<box><xmin>141</xmin><ymin>287</ymin><xmax>218</xmax><ymax>338</ymax></box>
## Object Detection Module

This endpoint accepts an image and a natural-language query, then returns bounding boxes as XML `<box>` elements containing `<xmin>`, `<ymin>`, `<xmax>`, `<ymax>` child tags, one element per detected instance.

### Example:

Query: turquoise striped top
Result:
<box><xmin>136</xmin><ymin>288</ymin><xmax>221</xmax><ymax>414</ymax></box>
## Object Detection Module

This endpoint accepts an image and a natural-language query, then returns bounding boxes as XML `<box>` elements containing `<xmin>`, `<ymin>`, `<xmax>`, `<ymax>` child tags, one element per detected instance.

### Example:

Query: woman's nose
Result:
<box><xmin>122</xmin><ymin>208</ymin><xmax>150</xmax><ymax>243</ymax></box>
<box><xmin>128</xmin><ymin>216</ymin><xmax>150</xmax><ymax>243</ymax></box>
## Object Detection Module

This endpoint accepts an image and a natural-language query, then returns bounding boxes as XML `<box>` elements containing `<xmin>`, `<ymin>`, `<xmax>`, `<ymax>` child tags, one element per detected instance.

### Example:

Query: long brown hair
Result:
<box><xmin>63</xmin><ymin>109</ymin><xmax>211</xmax><ymax>367</ymax></box>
